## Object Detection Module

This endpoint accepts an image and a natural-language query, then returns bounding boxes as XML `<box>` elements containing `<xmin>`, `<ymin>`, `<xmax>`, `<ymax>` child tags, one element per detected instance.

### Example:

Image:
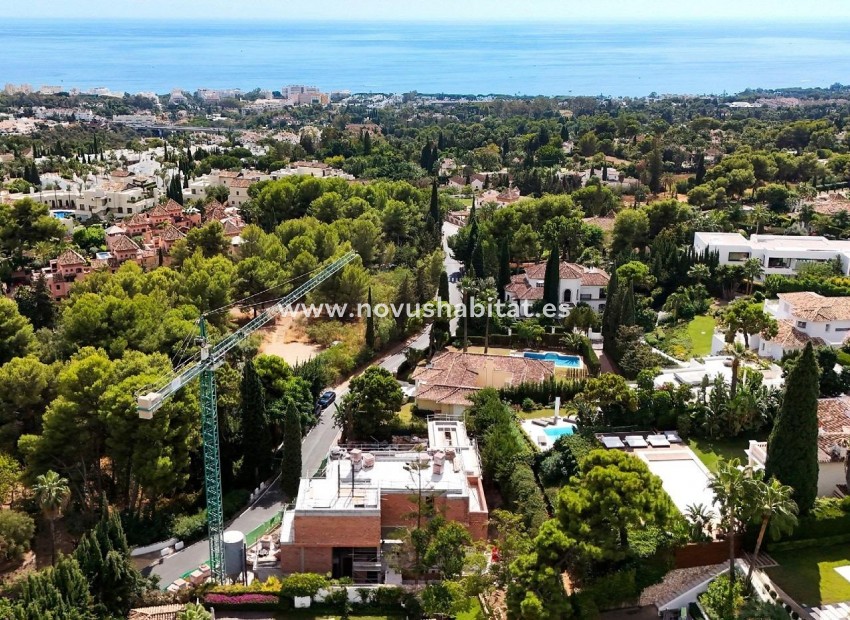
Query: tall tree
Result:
<box><xmin>364</xmin><ymin>287</ymin><xmax>376</xmax><ymax>350</ymax></box>
<box><xmin>601</xmin><ymin>264</ymin><xmax>620</xmax><ymax>354</ymax></box>
<box><xmin>33</xmin><ymin>470</ymin><xmax>70</xmax><ymax>566</ymax></box>
<box><xmin>497</xmin><ymin>237</ymin><xmax>511</xmax><ymax>302</ymax></box>
<box><xmin>240</xmin><ymin>360</ymin><xmax>272</xmax><ymax>487</ymax></box>
<box><xmin>429</xmin><ymin>178</ymin><xmax>442</xmax><ymax>238</ymax></box>
<box><xmin>281</xmin><ymin>401</ymin><xmax>302</xmax><ymax>500</ymax></box>
<box><xmin>438</xmin><ymin>271</ymin><xmax>450</xmax><ymax>302</ymax></box>
<box><xmin>542</xmin><ymin>242</ymin><xmax>560</xmax><ymax>313</ymax></box>
<box><xmin>765</xmin><ymin>342</ymin><xmax>820</xmax><ymax>514</ymax></box>
<box><xmin>14</xmin><ymin>277</ymin><xmax>55</xmax><ymax>330</ymax></box>
<box><xmin>746</xmin><ymin>475</ymin><xmax>797</xmax><ymax>585</ymax></box>
<box><xmin>470</xmin><ymin>241</ymin><xmax>485</xmax><ymax>279</ymax></box>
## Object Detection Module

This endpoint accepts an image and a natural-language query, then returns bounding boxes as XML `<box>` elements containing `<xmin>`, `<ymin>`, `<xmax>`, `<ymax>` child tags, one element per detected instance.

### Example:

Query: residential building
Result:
<box><xmin>747</xmin><ymin>397</ymin><xmax>850</xmax><ymax>496</ymax></box>
<box><xmin>112</xmin><ymin>113</ymin><xmax>158</xmax><ymax>128</ymax></box>
<box><xmin>412</xmin><ymin>351</ymin><xmax>555</xmax><ymax>414</ymax></box>
<box><xmin>40</xmin><ymin>249</ymin><xmax>91</xmax><ymax>298</ymax></box>
<box><xmin>693</xmin><ymin>232</ymin><xmax>850</xmax><ymax>278</ymax></box>
<box><xmin>752</xmin><ymin>292</ymin><xmax>850</xmax><ymax>359</ymax></box>
<box><xmin>279</xmin><ymin>417</ymin><xmax>488</xmax><ymax>582</ymax></box>
<box><xmin>3</xmin><ymin>183</ymin><xmax>153</xmax><ymax>219</ymax></box>
<box><xmin>505</xmin><ymin>261</ymin><xmax>610</xmax><ymax>317</ymax></box>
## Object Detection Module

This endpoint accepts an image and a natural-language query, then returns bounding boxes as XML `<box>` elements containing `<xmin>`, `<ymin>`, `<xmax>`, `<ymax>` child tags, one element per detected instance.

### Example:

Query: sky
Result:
<box><xmin>3</xmin><ymin>0</ymin><xmax>850</xmax><ymax>22</ymax></box>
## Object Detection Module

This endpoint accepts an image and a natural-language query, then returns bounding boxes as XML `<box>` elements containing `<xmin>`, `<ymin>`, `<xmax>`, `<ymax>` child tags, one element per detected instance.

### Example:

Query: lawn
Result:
<box><xmin>456</xmin><ymin>597</ymin><xmax>486</xmax><ymax>620</ymax></box>
<box><xmin>767</xmin><ymin>547</ymin><xmax>850</xmax><ymax>606</ymax></box>
<box><xmin>688</xmin><ymin>436</ymin><xmax>753</xmax><ymax>473</ymax></box>
<box><xmin>516</xmin><ymin>407</ymin><xmax>557</xmax><ymax>420</ymax></box>
<box><xmin>649</xmin><ymin>314</ymin><xmax>716</xmax><ymax>361</ymax></box>
<box><xmin>685</xmin><ymin>315</ymin><xmax>716</xmax><ymax>357</ymax></box>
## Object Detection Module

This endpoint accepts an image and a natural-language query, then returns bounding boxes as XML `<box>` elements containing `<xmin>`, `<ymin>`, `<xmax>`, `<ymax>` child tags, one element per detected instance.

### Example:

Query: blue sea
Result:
<box><xmin>1</xmin><ymin>19</ymin><xmax>850</xmax><ymax>96</ymax></box>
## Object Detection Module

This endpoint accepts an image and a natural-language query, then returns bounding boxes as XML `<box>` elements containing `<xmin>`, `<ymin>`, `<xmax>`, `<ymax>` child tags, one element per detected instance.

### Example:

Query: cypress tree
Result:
<box><xmin>365</xmin><ymin>287</ymin><xmax>376</xmax><ymax>350</ymax></box>
<box><xmin>765</xmin><ymin>342</ymin><xmax>820</xmax><ymax>514</ymax></box>
<box><xmin>620</xmin><ymin>281</ymin><xmax>636</xmax><ymax>327</ymax></box>
<box><xmin>438</xmin><ymin>271</ymin><xmax>450</xmax><ymax>302</ymax></box>
<box><xmin>471</xmin><ymin>241</ymin><xmax>485</xmax><ymax>280</ymax></box>
<box><xmin>281</xmin><ymin>400</ymin><xmax>302</xmax><ymax>500</ymax></box>
<box><xmin>602</xmin><ymin>264</ymin><xmax>620</xmax><ymax>354</ymax></box>
<box><xmin>240</xmin><ymin>360</ymin><xmax>272</xmax><ymax>487</ymax></box>
<box><xmin>543</xmin><ymin>242</ymin><xmax>561</xmax><ymax>312</ymax></box>
<box><xmin>465</xmin><ymin>200</ymin><xmax>479</xmax><ymax>272</ymax></box>
<box><xmin>395</xmin><ymin>273</ymin><xmax>416</xmax><ymax>332</ymax></box>
<box><xmin>498</xmin><ymin>238</ymin><xmax>511</xmax><ymax>302</ymax></box>
<box><xmin>363</xmin><ymin>130</ymin><xmax>372</xmax><ymax>155</ymax></box>
<box><xmin>429</xmin><ymin>178</ymin><xmax>442</xmax><ymax>238</ymax></box>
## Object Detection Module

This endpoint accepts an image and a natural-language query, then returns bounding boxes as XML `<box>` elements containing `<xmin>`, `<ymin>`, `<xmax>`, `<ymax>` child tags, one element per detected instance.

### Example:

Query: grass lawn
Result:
<box><xmin>688</xmin><ymin>436</ymin><xmax>754</xmax><ymax>473</ymax></box>
<box><xmin>685</xmin><ymin>315</ymin><xmax>716</xmax><ymax>357</ymax></box>
<box><xmin>516</xmin><ymin>407</ymin><xmax>556</xmax><ymax>420</ymax></box>
<box><xmin>767</xmin><ymin>547</ymin><xmax>850</xmax><ymax>606</ymax></box>
<box><xmin>456</xmin><ymin>597</ymin><xmax>486</xmax><ymax>620</ymax></box>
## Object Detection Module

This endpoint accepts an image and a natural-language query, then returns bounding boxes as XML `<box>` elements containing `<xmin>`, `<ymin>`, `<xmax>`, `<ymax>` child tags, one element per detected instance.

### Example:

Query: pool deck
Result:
<box><xmin>520</xmin><ymin>416</ymin><xmax>576</xmax><ymax>451</ymax></box>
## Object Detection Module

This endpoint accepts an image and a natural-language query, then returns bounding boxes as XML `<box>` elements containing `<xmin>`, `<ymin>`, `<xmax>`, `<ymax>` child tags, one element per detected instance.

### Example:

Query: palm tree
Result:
<box><xmin>708</xmin><ymin>458</ymin><xmax>757</xmax><ymax>595</ymax></box>
<box><xmin>745</xmin><ymin>475</ymin><xmax>798</xmax><ymax>585</ymax></box>
<box><xmin>663</xmin><ymin>291</ymin><xmax>690</xmax><ymax>323</ymax></box>
<box><xmin>751</xmin><ymin>205</ymin><xmax>770</xmax><ymax>235</ymax></box>
<box><xmin>473</xmin><ymin>278</ymin><xmax>498</xmax><ymax>354</ymax></box>
<box><xmin>687</xmin><ymin>263</ymin><xmax>711</xmax><ymax>286</ymax></box>
<box><xmin>723</xmin><ymin>341</ymin><xmax>756</xmax><ymax>399</ymax></box>
<box><xmin>684</xmin><ymin>503</ymin><xmax>716</xmax><ymax>543</ymax></box>
<box><xmin>564</xmin><ymin>303</ymin><xmax>599</xmax><ymax>336</ymax></box>
<box><xmin>742</xmin><ymin>258</ymin><xmax>764</xmax><ymax>296</ymax></box>
<box><xmin>561</xmin><ymin>332</ymin><xmax>588</xmax><ymax>354</ymax></box>
<box><xmin>33</xmin><ymin>470</ymin><xmax>71</xmax><ymax>566</ymax></box>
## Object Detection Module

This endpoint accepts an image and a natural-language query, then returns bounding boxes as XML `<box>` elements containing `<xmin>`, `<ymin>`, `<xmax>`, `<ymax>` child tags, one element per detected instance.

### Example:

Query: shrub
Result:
<box><xmin>583</xmin><ymin>569</ymin><xmax>639</xmax><ymax>609</ymax></box>
<box><xmin>223</xmin><ymin>489</ymin><xmax>251</xmax><ymax>518</ymax></box>
<box><xmin>204</xmin><ymin>593</ymin><xmax>279</xmax><ymax>608</ymax></box>
<box><xmin>171</xmin><ymin>510</ymin><xmax>207</xmax><ymax>542</ymax></box>
<box><xmin>0</xmin><ymin>510</ymin><xmax>35</xmax><ymax>561</ymax></box>
<box><xmin>521</xmin><ymin>398</ymin><xmax>536</xmax><ymax>412</ymax></box>
<box><xmin>280</xmin><ymin>572</ymin><xmax>328</xmax><ymax>598</ymax></box>
<box><xmin>499</xmin><ymin>376</ymin><xmax>584</xmax><ymax>406</ymax></box>
<box><xmin>699</xmin><ymin>574</ymin><xmax>744</xmax><ymax>620</ymax></box>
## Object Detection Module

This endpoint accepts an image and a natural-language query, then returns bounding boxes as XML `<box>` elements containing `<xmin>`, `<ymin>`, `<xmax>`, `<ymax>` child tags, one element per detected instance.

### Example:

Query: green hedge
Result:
<box><xmin>578</xmin><ymin>338</ymin><xmax>601</xmax><ymax>375</ymax></box>
<box><xmin>759</xmin><ymin>498</ymin><xmax>850</xmax><ymax>549</ymax></box>
<box><xmin>500</xmin><ymin>376</ymin><xmax>584</xmax><ymax>406</ymax></box>
<box><xmin>768</xmin><ymin>532</ymin><xmax>850</xmax><ymax>553</ymax></box>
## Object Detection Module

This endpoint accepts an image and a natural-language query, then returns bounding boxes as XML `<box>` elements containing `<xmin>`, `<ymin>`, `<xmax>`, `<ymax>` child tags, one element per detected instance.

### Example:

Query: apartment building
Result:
<box><xmin>693</xmin><ymin>232</ymin><xmax>850</xmax><ymax>278</ymax></box>
<box><xmin>5</xmin><ymin>183</ymin><xmax>153</xmax><ymax>220</ymax></box>
<box><xmin>279</xmin><ymin>418</ymin><xmax>488</xmax><ymax>583</ymax></box>
<box><xmin>505</xmin><ymin>261</ymin><xmax>610</xmax><ymax>317</ymax></box>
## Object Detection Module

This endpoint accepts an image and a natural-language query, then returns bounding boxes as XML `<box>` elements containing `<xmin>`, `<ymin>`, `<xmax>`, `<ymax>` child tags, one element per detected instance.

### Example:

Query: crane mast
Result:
<box><xmin>138</xmin><ymin>251</ymin><xmax>357</xmax><ymax>583</ymax></box>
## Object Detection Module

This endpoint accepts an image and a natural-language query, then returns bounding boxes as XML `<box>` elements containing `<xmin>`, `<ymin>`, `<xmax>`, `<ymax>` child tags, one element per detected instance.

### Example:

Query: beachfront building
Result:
<box><xmin>693</xmin><ymin>232</ymin><xmax>850</xmax><ymax>278</ymax></box>
<box><xmin>412</xmin><ymin>351</ymin><xmax>555</xmax><ymax>414</ymax></box>
<box><xmin>505</xmin><ymin>261</ymin><xmax>610</xmax><ymax>317</ymax></box>
<box><xmin>747</xmin><ymin>397</ymin><xmax>850</xmax><ymax>497</ymax></box>
<box><xmin>278</xmin><ymin>418</ymin><xmax>487</xmax><ymax>583</ymax></box>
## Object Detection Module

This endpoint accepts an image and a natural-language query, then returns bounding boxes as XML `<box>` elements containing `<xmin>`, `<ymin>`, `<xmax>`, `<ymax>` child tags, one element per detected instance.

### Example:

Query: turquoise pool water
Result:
<box><xmin>543</xmin><ymin>426</ymin><xmax>575</xmax><ymax>438</ymax></box>
<box><xmin>523</xmin><ymin>352</ymin><xmax>582</xmax><ymax>368</ymax></box>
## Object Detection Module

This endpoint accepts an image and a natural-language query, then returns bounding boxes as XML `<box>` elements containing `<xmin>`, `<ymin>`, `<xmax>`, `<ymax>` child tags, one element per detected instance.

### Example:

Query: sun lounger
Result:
<box><xmin>531</xmin><ymin>419</ymin><xmax>550</xmax><ymax>427</ymax></box>
<box><xmin>600</xmin><ymin>436</ymin><xmax>625</xmax><ymax>449</ymax></box>
<box><xmin>665</xmin><ymin>431</ymin><xmax>683</xmax><ymax>444</ymax></box>
<box><xmin>647</xmin><ymin>434</ymin><xmax>671</xmax><ymax>448</ymax></box>
<box><xmin>624</xmin><ymin>435</ymin><xmax>648</xmax><ymax>448</ymax></box>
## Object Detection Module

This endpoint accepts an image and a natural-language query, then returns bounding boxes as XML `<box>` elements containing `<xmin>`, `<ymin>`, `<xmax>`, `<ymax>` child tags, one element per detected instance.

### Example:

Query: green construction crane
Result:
<box><xmin>137</xmin><ymin>250</ymin><xmax>357</xmax><ymax>582</ymax></box>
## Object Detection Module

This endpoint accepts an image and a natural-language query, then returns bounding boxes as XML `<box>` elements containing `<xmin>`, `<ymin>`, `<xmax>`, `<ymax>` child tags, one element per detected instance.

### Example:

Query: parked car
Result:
<box><xmin>317</xmin><ymin>390</ymin><xmax>336</xmax><ymax>409</ymax></box>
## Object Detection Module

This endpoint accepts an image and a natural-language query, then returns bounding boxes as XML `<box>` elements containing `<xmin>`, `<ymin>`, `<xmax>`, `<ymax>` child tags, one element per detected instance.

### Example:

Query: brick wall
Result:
<box><xmin>279</xmin><ymin>545</ymin><xmax>333</xmax><ymax>574</ymax></box>
<box><xmin>293</xmin><ymin>513</ymin><xmax>380</xmax><ymax>548</ymax></box>
<box><xmin>675</xmin><ymin>540</ymin><xmax>741</xmax><ymax>569</ymax></box>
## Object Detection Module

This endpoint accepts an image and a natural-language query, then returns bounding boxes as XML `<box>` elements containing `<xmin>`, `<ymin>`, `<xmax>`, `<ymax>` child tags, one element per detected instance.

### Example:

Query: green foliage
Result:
<box><xmin>765</xmin><ymin>343</ymin><xmax>820</xmax><ymax>514</ymax></box>
<box><xmin>281</xmin><ymin>399</ymin><xmax>302</xmax><ymax>500</ymax></box>
<box><xmin>279</xmin><ymin>572</ymin><xmax>329</xmax><ymax>598</ymax></box>
<box><xmin>240</xmin><ymin>359</ymin><xmax>272</xmax><ymax>487</ymax></box>
<box><xmin>499</xmin><ymin>376</ymin><xmax>584</xmax><ymax>406</ymax></box>
<box><xmin>0</xmin><ymin>509</ymin><xmax>35</xmax><ymax>561</ymax></box>
<box><xmin>335</xmin><ymin>366</ymin><xmax>403</xmax><ymax>440</ymax></box>
<box><xmin>537</xmin><ymin>433</ymin><xmax>598</xmax><ymax>487</ymax></box>
<box><xmin>699</xmin><ymin>573</ymin><xmax>745</xmax><ymax>620</ymax></box>
<box><xmin>0</xmin><ymin>297</ymin><xmax>35</xmax><ymax>364</ymax></box>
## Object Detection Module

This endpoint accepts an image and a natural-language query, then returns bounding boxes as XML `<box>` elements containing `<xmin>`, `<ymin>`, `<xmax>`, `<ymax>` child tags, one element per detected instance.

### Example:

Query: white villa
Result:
<box><xmin>747</xmin><ymin>397</ymin><xmax>850</xmax><ymax>497</ymax></box>
<box><xmin>750</xmin><ymin>292</ymin><xmax>850</xmax><ymax>359</ymax></box>
<box><xmin>693</xmin><ymin>232</ymin><xmax>850</xmax><ymax>278</ymax></box>
<box><xmin>505</xmin><ymin>261</ymin><xmax>609</xmax><ymax>317</ymax></box>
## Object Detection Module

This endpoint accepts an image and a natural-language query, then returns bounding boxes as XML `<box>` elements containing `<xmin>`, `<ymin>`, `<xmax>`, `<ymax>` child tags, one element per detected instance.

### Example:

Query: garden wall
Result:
<box><xmin>674</xmin><ymin>540</ymin><xmax>741</xmax><ymax>569</ymax></box>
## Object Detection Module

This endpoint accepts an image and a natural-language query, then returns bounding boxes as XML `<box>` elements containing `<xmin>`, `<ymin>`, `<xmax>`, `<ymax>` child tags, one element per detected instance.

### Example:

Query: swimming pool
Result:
<box><xmin>543</xmin><ymin>425</ymin><xmax>575</xmax><ymax>439</ymax></box>
<box><xmin>523</xmin><ymin>352</ymin><xmax>582</xmax><ymax>368</ymax></box>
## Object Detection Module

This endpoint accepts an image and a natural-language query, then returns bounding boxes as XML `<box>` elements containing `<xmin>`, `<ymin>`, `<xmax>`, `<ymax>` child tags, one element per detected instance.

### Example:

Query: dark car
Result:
<box><xmin>317</xmin><ymin>390</ymin><xmax>336</xmax><ymax>409</ymax></box>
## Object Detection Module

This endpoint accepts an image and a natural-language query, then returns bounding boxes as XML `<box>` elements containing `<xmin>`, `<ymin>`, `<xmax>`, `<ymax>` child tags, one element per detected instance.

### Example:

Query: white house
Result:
<box><xmin>505</xmin><ymin>261</ymin><xmax>609</xmax><ymax>317</ymax></box>
<box><xmin>693</xmin><ymin>232</ymin><xmax>850</xmax><ymax>278</ymax></box>
<box><xmin>751</xmin><ymin>292</ymin><xmax>850</xmax><ymax>359</ymax></box>
<box><xmin>747</xmin><ymin>397</ymin><xmax>850</xmax><ymax>497</ymax></box>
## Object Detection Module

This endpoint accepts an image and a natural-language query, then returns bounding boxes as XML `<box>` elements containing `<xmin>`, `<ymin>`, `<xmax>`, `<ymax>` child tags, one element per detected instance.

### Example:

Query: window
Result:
<box><xmin>767</xmin><ymin>257</ymin><xmax>791</xmax><ymax>268</ymax></box>
<box><xmin>728</xmin><ymin>251</ymin><xmax>750</xmax><ymax>262</ymax></box>
<box><xmin>579</xmin><ymin>293</ymin><xmax>592</xmax><ymax>301</ymax></box>
<box><xmin>563</xmin><ymin>290</ymin><xmax>572</xmax><ymax>302</ymax></box>
<box><xmin>797</xmin><ymin>321</ymin><xmax>807</xmax><ymax>329</ymax></box>
<box><xmin>836</xmin><ymin>327</ymin><xmax>850</xmax><ymax>333</ymax></box>
<box><xmin>826</xmin><ymin>324</ymin><xmax>831</xmax><ymax>332</ymax></box>
<box><xmin>598</xmin><ymin>304</ymin><xmax>606</xmax><ymax>312</ymax></box>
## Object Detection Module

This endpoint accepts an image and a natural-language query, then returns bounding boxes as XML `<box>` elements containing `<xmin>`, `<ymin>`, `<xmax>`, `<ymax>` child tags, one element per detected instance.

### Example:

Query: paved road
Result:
<box><xmin>148</xmin><ymin>222</ymin><xmax>462</xmax><ymax>587</ymax></box>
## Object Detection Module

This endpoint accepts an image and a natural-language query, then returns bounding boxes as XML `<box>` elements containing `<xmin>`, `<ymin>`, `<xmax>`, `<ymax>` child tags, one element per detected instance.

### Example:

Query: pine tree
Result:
<box><xmin>438</xmin><ymin>271</ymin><xmax>450</xmax><ymax>302</ymax></box>
<box><xmin>281</xmin><ymin>401</ymin><xmax>302</xmax><ymax>500</ymax></box>
<box><xmin>765</xmin><ymin>342</ymin><xmax>820</xmax><ymax>514</ymax></box>
<box><xmin>15</xmin><ymin>276</ymin><xmax>56</xmax><ymax>330</ymax></box>
<box><xmin>602</xmin><ymin>264</ymin><xmax>620</xmax><ymax>354</ymax></box>
<box><xmin>498</xmin><ymin>238</ymin><xmax>511</xmax><ymax>301</ymax></box>
<box><xmin>240</xmin><ymin>360</ymin><xmax>272</xmax><ymax>487</ymax></box>
<box><xmin>365</xmin><ymin>287</ymin><xmax>376</xmax><ymax>350</ymax></box>
<box><xmin>620</xmin><ymin>281</ymin><xmax>636</xmax><ymax>327</ymax></box>
<box><xmin>363</xmin><ymin>130</ymin><xmax>372</xmax><ymax>155</ymax></box>
<box><xmin>395</xmin><ymin>273</ymin><xmax>416</xmax><ymax>332</ymax></box>
<box><xmin>543</xmin><ymin>242</ymin><xmax>560</xmax><ymax>312</ymax></box>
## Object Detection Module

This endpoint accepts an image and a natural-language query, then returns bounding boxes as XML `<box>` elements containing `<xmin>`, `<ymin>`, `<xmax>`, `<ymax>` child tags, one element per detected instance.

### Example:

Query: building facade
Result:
<box><xmin>505</xmin><ymin>261</ymin><xmax>609</xmax><ymax>317</ymax></box>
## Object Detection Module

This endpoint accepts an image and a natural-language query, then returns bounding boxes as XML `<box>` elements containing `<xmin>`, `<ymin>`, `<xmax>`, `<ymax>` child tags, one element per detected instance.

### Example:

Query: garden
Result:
<box><xmin>766</xmin><ymin>546</ymin><xmax>850</xmax><ymax>607</ymax></box>
<box><xmin>647</xmin><ymin>314</ymin><xmax>716</xmax><ymax>361</ymax></box>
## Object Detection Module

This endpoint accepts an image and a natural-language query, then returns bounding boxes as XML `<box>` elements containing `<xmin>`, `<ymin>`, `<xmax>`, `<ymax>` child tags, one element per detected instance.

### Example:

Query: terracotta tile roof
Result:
<box><xmin>222</xmin><ymin>218</ymin><xmax>243</xmax><ymax>236</ymax></box>
<box><xmin>111</xmin><ymin>234</ymin><xmax>140</xmax><ymax>252</ymax></box>
<box><xmin>768</xmin><ymin>319</ymin><xmax>826</xmax><ymax>348</ymax></box>
<box><xmin>125</xmin><ymin>212</ymin><xmax>149</xmax><ymax>226</ymax></box>
<box><xmin>417</xmin><ymin>385</ymin><xmax>479</xmax><ymax>407</ymax></box>
<box><xmin>229</xmin><ymin>178</ymin><xmax>253</xmax><ymax>188</ymax></box>
<box><xmin>149</xmin><ymin>203</ymin><xmax>169</xmax><ymax>218</ymax></box>
<box><xmin>110</xmin><ymin>169</ymin><xmax>131</xmax><ymax>177</ymax></box>
<box><xmin>516</xmin><ymin>262</ymin><xmax>609</xmax><ymax>288</ymax></box>
<box><xmin>412</xmin><ymin>351</ymin><xmax>554</xmax><ymax>391</ymax></box>
<box><xmin>777</xmin><ymin>292</ymin><xmax>850</xmax><ymax>322</ymax></box>
<box><xmin>128</xmin><ymin>604</ymin><xmax>185</xmax><ymax>620</ymax></box>
<box><xmin>816</xmin><ymin>398</ymin><xmax>850</xmax><ymax>463</ymax></box>
<box><xmin>217</xmin><ymin>170</ymin><xmax>240</xmax><ymax>178</ymax></box>
<box><xmin>505</xmin><ymin>274</ymin><xmax>544</xmax><ymax>300</ymax></box>
<box><xmin>204</xmin><ymin>200</ymin><xmax>227</xmax><ymax>222</ymax></box>
<box><xmin>56</xmin><ymin>249</ymin><xmax>87</xmax><ymax>266</ymax></box>
<box><xmin>163</xmin><ymin>198</ymin><xmax>183</xmax><ymax>214</ymax></box>
<box><xmin>160</xmin><ymin>224</ymin><xmax>185</xmax><ymax>242</ymax></box>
